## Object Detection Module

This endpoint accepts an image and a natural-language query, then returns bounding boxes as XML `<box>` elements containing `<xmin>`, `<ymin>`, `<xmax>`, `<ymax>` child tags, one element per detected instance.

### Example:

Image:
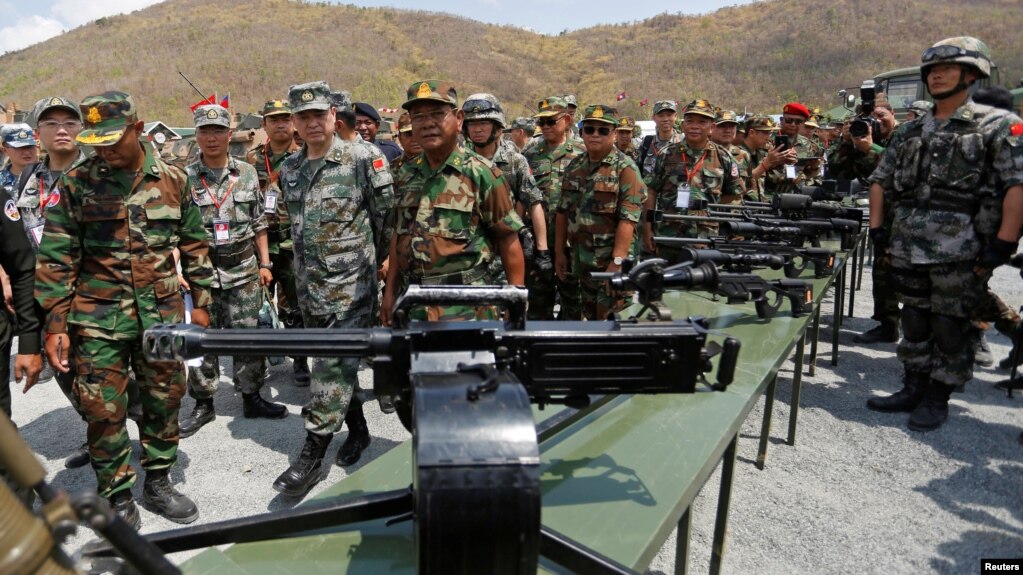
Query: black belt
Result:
<box><xmin>210</xmin><ymin>244</ymin><xmax>254</xmax><ymax>269</ymax></box>
<box><xmin>897</xmin><ymin>196</ymin><xmax>977</xmax><ymax>214</ymax></box>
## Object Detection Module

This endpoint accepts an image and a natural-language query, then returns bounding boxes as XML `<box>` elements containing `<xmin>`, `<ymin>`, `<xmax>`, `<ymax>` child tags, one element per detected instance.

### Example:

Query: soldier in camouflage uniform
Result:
<box><xmin>615</xmin><ymin>116</ymin><xmax>640</xmax><ymax>164</ymax></box>
<box><xmin>178</xmin><ymin>105</ymin><xmax>285</xmax><ymax>439</ymax></box>
<box><xmin>556</xmin><ymin>105</ymin><xmax>647</xmax><ymax>320</ymax></box>
<box><xmin>524</xmin><ymin>96</ymin><xmax>583</xmax><ymax>319</ymax></box>
<box><xmin>35</xmin><ymin>91</ymin><xmax>215</xmax><ymax>528</ymax></box>
<box><xmin>741</xmin><ymin>115</ymin><xmax>782</xmax><ymax>201</ymax></box>
<box><xmin>643</xmin><ymin>99</ymin><xmax>741</xmax><ymax>263</ymax></box>
<box><xmin>906</xmin><ymin>100</ymin><xmax>933</xmax><ymax>121</ymax></box>
<box><xmin>462</xmin><ymin>93</ymin><xmax>551</xmax><ymax>280</ymax></box>
<box><xmin>637</xmin><ymin>100</ymin><xmax>683</xmax><ymax>178</ymax></box>
<box><xmin>865</xmin><ymin>37</ymin><xmax>1023</xmax><ymax>432</ymax></box>
<box><xmin>508</xmin><ymin>117</ymin><xmax>535</xmax><ymax>152</ymax></box>
<box><xmin>1</xmin><ymin>124</ymin><xmax>39</xmax><ymax>196</ymax></box>
<box><xmin>245</xmin><ymin>99</ymin><xmax>309</xmax><ymax>385</ymax></box>
<box><xmin>381</xmin><ymin>80</ymin><xmax>525</xmax><ymax>325</ymax></box>
<box><xmin>711</xmin><ymin>109</ymin><xmax>755</xmax><ymax>202</ymax></box>
<box><xmin>391</xmin><ymin>112</ymin><xmax>422</xmax><ymax>178</ymax></box>
<box><xmin>763</xmin><ymin>102</ymin><xmax>822</xmax><ymax>199</ymax></box>
<box><xmin>272</xmin><ymin>81</ymin><xmax>394</xmax><ymax>497</ymax></box>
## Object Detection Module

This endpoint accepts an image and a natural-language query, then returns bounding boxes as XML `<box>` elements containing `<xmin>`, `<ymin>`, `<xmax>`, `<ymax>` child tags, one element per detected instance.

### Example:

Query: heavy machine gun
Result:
<box><xmin>77</xmin><ymin>285</ymin><xmax>740</xmax><ymax>575</ymax></box>
<box><xmin>654</xmin><ymin>236</ymin><xmax>837</xmax><ymax>279</ymax></box>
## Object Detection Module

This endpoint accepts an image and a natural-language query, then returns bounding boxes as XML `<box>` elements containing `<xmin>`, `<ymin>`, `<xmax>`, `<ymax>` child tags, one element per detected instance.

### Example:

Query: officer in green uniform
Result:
<box><xmin>381</xmin><ymin>80</ymin><xmax>525</xmax><ymax>325</ymax></box>
<box><xmin>555</xmin><ymin>105</ymin><xmax>647</xmax><ymax>320</ymax></box>
<box><xmin>245</xmin><ymin>99</ymin><xmax>308</xmax><ymax>385</ymax></box>
<box><xmin>179</xmin><ymin>105</ymin><xmax>286</xmax><ymax>438</ymax></box>
<box><xmin>711</xmin><ymin>109</ymin><xmax>754</xmax><ymax>203</ymax></box>
<box><xmin>615</xmin><ymin>116</ymin><xmax>640</xmax><ymax>164</ymax></box>
<box><xmin>35</xmin><ymin>91</ymin><xmax>215</xmax><ymax>528</ymax></box>
<box><xmin>390</xmin><ymin>112</ymin><xmax>421</xmax><ymax>178</ymax></box>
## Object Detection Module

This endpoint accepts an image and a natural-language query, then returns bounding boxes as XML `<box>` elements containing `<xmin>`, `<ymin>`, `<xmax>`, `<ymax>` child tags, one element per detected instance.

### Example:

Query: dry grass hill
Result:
<box><xmin>1</xmin><ymin>0</ymin><xmax>1021</xmax><ymax>125</ymax></box>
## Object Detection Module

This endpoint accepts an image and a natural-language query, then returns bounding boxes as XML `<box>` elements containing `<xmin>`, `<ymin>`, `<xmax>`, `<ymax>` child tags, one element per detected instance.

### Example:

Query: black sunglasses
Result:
<box><xmin>536</xmin><ymin>116</ymin><xmax>562</xmax><ymax>127</ymax></box>
<box><xmin>582</xmin><ymin>125</ymin><xmax>612</xmax><ymax>136</ymax></box>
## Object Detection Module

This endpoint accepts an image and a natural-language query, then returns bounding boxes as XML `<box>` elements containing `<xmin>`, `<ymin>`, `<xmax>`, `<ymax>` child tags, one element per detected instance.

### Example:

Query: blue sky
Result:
<box><xmin>1</xmin><ymin>0</ymin><xmax>759</xmax><ymax>53</ymax></box>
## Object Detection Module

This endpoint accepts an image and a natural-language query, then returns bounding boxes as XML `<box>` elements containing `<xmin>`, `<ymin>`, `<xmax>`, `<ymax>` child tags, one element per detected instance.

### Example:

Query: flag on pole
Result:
<box><xmin>219</xmin><ymin>93</ymin><xmax>230</xmax><ymax>109</ymax></box>
<box><xmin>639</xmin><ymin>98</ymin><xmax>649</xmax><ymax>106</ymax></box>
<box><xmin>616</xmin><ymin>91</ymin><xmax>627</xmax><ymax>101</ymax></box>
<box><xmin>189</xmin><ymin>94</ymin><xmax>216</xmax><ymax>112</ymax></box>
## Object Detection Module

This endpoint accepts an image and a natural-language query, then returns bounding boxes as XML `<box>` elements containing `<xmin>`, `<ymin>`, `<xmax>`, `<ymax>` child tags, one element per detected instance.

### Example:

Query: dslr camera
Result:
<box><xmin>849</xmin><ymin>80</ymin><xmax>883</xmax><ymax>141</ymax></box>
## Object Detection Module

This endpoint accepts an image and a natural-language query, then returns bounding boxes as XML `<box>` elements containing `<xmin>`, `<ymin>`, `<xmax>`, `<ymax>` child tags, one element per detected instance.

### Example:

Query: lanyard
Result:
<box><xmin>38</xmin><ymin>172</ymin><xmax>53</xmax><ymax>207</ymax></box>
<box><xmin>680</xmin><ymin>147</ymin><xmax>708</xmax><ymax>184</ymax></box>
<box><xmin>263</xmin><ymin>141</ymin><xmax>280</xmax><ymax>186</ymax></box>
<box><xmin>199</xmin><ymin>173</ymin><xmax>236</xmax><ymax>211</ymax></box>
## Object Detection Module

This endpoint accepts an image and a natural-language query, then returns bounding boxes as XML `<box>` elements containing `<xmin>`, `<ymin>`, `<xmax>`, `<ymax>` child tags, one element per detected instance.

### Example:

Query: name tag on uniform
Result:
<box><xmin>264</xmin><ymin>191</ymin><xmax>278</xmax><ymax>213</ymax></box>
<box><xmin>213</xmin><ymin>218</ymin><xmax>231</xmax><ymax>245</ymax></box>
<box><xmin>28</xmin><ymin>223</ymin><xmax>44</xmax><ymax>247</ymax></box>
<box><xmin>785</xmin><ymin>165</ymin><xmax>797</xmax><ymax>180</ymax></box>
<box><xmin>676</xmin><ymin>184</ymin><xmax>691</xmax><ymax>209</ymax></box>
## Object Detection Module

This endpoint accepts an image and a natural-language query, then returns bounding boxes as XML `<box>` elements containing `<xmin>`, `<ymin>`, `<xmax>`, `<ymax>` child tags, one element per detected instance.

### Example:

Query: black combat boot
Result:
<box><xmin>336</xmin><ymin>399</ymin><xmax>371</xmax><ymax>466</ymax></box>
<box><xmin>242</xmin><ymin>392</ymin><xmax>288</xmax><ymax>419</ymax></box>
<box><xmin>108</xmin><ymin>489</ymin><xmax>141</xmax><ymax>530</ymax></box>
<box><xmin>142</xmin><ymin>469</ymin><xmax>199</xmax><ymax>524</ymax></box>
<box><xmin>273</xmin><ymin>431</ymin><xmax>332</xmax><ymax>497</ymax></box>
<box><xmin>853</xmin><ymin>322</ymin><xmax>900</xmax><ymax>344</ymax></box>
<box><xmin>293</xmin><ymin>357</ymin><xmax>311</xmax><ymax>387</ymax></box>
<box><xmin>907</xmin><ymin>380</ymin><xmax>955</xmax><ymax>432</ymax></box>
<box><xmin>866</xmin><ymin>371</ymin><xmax>927</xmax><ymax>413</ymax></box>
<box><xmin>65</xmin><ymin>441</ymin><xmax>90</xmax><ymax>469</ymax></box>
<box><xmin>179</xmin><ymin>398</ymin><xmax>215</xmax><ymax>438</ymax></box>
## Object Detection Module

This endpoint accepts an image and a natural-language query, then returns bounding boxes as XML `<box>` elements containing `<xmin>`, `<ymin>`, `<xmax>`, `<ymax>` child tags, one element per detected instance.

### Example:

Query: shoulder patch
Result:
<box><xmin>372</xmin><ymin>156</ymin><xmax>385</xmax><ymax>172</ymax></box>
<box><xmin>45</xmin><ymin>189</ymin><xmax>61</xmax><ymax>209</ymax></box>
<box><xmin>731</xmin><ymin>163</ymin><xmax>739</xmax><ymax>178</ymax></box>
<box><xmin>4</xmin><ymin>199</ymin><xmax>21</xmax><ymax>221</ymax></box>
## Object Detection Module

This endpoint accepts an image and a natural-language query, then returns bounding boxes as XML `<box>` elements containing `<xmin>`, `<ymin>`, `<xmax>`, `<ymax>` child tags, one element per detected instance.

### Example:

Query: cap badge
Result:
<box><xmin>87</xmin><ymin>107</ymin><xmax>102</xmax><ymax>124</ymax></box>
<box><xmin>592</xmin><ymin>106</ymin><xmax>604</xmax><ymax>119</ymax></box>
<box><xmin>416</xmin><ymin>82</ymin><xmax>432</xmax><ymax>98</ymax></box>
<box><xmin>207</xmin><ymin>108</ymin><xmax>219</xmax><ymax>119</ymax></box>
<box><xmin>301</xmin><ymin>91</ymin><xmax>313</xmax><ymax>102</ymax></box>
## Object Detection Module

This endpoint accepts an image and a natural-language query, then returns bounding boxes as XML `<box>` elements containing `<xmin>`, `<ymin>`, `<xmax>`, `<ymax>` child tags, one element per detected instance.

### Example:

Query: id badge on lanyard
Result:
<box><xmin>676</xmin><ymin>184</ymin><xmax>691</xmax><ymax>209</ymax></box>
<box><xmin>213</xmin><ymin>218</ymin><xmax>231</xmax><ymax>244</ymax></box>
<box><xmin>264</xmin><ymin>190</ymin><xmax>278</xmax><ymax>213</ymax></box>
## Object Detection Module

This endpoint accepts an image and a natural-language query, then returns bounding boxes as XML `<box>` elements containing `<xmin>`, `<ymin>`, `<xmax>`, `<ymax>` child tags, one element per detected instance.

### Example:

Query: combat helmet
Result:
<box><xmin>920</xmin><ymin>36</ymin><xmax>992</xmax><ymax>81</ymax></box>
<box><xmin>462</xmin><ymin>93</ymin><xmax>506</xmax><ymax>129</ymax></box>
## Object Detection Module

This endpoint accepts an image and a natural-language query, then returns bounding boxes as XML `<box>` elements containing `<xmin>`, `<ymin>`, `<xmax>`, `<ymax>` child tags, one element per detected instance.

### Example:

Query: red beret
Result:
<box><xmin>782</xmin><ymin>102</ymin><xmax>811</xmax><ymax>118</ymax></box>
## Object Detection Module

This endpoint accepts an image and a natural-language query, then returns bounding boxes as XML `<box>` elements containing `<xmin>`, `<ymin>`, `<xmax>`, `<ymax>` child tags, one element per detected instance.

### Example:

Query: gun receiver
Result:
<box><xmin>654</xmin><ymin>237</ymin><xmax>837</xmax><ymax>279</ymax></box>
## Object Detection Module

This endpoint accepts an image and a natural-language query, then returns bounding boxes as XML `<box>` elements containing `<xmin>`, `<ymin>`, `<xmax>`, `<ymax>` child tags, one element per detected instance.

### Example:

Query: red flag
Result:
<box><xmin>616</xmin><ymin>91</ymin><xmax>627</xmax><ymax>101</ymax></box>
<box><xmin>189</xmin><ymin>94</ymin><xmax>216</xmax><ymax>112</ymax></box>
<box><xmin>219</xmin><ymin>93</ymin><xmax>230</xmax><ymax>109</ymax></box>
<box><xmin>639</xmin><ymin>98</ymin><xmax>649</xmax><ymax>106</ymax></box>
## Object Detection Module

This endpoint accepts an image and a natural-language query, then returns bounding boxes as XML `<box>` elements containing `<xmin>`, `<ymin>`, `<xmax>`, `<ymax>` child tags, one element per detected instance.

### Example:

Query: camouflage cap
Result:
<box><xmin>714</xmin><ymin>109</ymin><xmax>740</xmax><ymax>125</ymax></box>
<box><xmin>617</xmin><ymin>116</ymin><xmax>636</xmax><ymax>131</ymax></box>
<box><xmin>402</xmin><ymin>80</ymin><xmax>458</xmax><ymax>110</ymax></box>
<box><xmin>396</xmin><ymin>112</ymin><xmax>413</xmax><ymax>133</ymax></box>
<box><xmin>194</xmin><ymin>104</ymin><xmax>231</xmax><ymax>128</ymax></box>
<box><xmin>76</xmin><ymin>91</ymin><xmax>138</xmax><ymax>146</ymax></box>
<box><xmin>510</xmin><ymin>116</ymin><xmax>535</xmax><ymax>131</ymax></box>
<box><xmin>288</xmin><ymin>81</ymin><xmax>332</xmax><ymax>114</ymax></box>
<box><xmin>332</xmin><ymin>91</ymin><xmax>353</xmax><ymax>112</ymax></box>
<box><xmin>31</xmin><ymin>96</ymin><xmax>81</xmax><ymax>128</ymax></box>
<box><xmin>563</xmin><ymin>94</ymin><xmax>578</xmax><ymax>108</ymax></box>
<box><xmin>1</xmin><ymin>123</ymin><xmax>36</xmax><ymax>148</ymax></box>
<box><xmin>581</xmin><ymin>104</ymin><xmax>618</xmax><ymax>126</ymax></box>
<box><xmin>804</xmin><ymin>118</ymin><xmax>820</xmax><ymax>129</ymax></box>
<box><xmin>682</xmin><ymin>99</ymin><xmax>716</xmax><ymax>120</ymax></box>
<box><xmin>747</xmin><ymin>115</ymin><xmax>779</xmax><ymax>131</ymax></box>
<box><xmin>652</xmin><ymin>100</ymin><xmax>678</xmax><ymax>114</ymax></box>
<box><xmin>534</xmin><ymin>96</ymin><xmax>569</xmax><ymax>118</ymax></box>
<box><xmin>261</xmin><ymin>99</ymin><xmax>292</xmax><ymax>117</ymax></box>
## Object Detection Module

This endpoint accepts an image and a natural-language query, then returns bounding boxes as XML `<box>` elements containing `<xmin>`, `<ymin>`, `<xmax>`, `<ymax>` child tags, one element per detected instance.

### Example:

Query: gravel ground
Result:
<box><xmin>8</xmin><ymin>262</ymin><xmax>1023</xmax><ymax>574</ymax></box>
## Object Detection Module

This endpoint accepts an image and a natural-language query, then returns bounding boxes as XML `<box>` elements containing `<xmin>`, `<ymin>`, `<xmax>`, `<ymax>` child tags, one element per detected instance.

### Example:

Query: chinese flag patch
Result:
<box><xmin>1011</xmin><ymin>123</ymin><xmax>1023</xmax><ymax>137</ymax></box>
<box><xmin>372</xmin><ymin>157</ymin><xmax>385</xmax><ymax>172</ymax></box>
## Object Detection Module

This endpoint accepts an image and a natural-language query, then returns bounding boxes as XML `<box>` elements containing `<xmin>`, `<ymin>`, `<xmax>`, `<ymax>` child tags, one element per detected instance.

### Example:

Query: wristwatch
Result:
<box><xmin>613</xmin><ymin>256</ymin><xmax>624</xmax><ymax>266</ymax></box>
<box><xmin>259</xmin><ymin>262</ymin><xmax>274</xmax><ymax>270</ymax></box>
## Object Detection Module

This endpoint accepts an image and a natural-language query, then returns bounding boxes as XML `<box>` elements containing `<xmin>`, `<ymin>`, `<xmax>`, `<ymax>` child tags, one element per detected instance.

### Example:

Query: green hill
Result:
<box><xmin>1</xmin><ymin>0</ymin><xmax>1021</xmax><ymax>125</ymax></box>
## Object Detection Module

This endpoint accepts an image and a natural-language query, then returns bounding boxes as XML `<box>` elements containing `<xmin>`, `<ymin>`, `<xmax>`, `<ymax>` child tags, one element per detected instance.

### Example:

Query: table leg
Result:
<box><xmin>709</xmin><ymin>435</ymin><xmax>738</xmax><ymax>575</ymax></box>
<box><xmin>756</xmin><ymin>375</ymin><xmax>777</xmax><ymax>470</ymax></box>
<box><xmin>847</xmin><ymin>240</ymin><xmax>859</xmax><ymax>318</ymax></box>
<box><xmin>856</xmin><ymin>233</ymin><xmax>868</xmax><ymax>290</ymax></box>
<box><xmin>832</xmin><ymin>265</ymin><xmax>846</xmax><ymax>367</ymax></box>
<box><xmin>675</xmin><ymin>506</ymin><xmax>691</xmax><ymax>575</ymax></box>
<box><xmin>808</xmin><ymin>306</ymin><xmax>822</xmax><ymax>377</ymax></box>
<box><xmin>788</xmin><ymin>335</ymin><xmax>805</xmax><ymax>446</ymax></box>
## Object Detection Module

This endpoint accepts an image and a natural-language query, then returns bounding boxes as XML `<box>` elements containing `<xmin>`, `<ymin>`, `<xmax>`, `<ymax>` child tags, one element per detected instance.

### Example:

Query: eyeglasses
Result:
<box><xmin>921</xmin><ymin>45</ymin><xmax>982</xmax><ymax>63</ymax></box>
<box><xmin>409</xmin><ymin>108</ymin><xmax>453</xmax><ymax>126</ymax></box>
<box><xmin>582</xmin><ymin>125</ymin><xmax>612</xmax><ymax>136</ymax></box>
<box><xmin>781</xmin><ymin>117</ymin><xmax>805</xmax><ymax>125</ymax></box>
<box><xmin>536</xmin><ymin>116</ymin><xmax>562</xmax><ymax>127</ymax></box>
<box><xmin>38</xmin><ymin>120</ymin><xmax>83</xmax><ymax>131</ymax></box>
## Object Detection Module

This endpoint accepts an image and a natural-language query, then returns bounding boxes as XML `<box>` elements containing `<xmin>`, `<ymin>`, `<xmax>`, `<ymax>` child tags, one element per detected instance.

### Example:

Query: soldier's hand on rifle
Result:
<box><xmin>191</xmin><ymin>307</ymin><xmax>210</xmax><ymax>328</ymax></box>
<box><xmin>45</xmin><ymin>333</ymin><xmax>71</xmax><ymax>375</ymax></box>
<box><xmin>16</xmin><ymin>353</ymin><xmax>42</xmax><ymax>393</ymax></box>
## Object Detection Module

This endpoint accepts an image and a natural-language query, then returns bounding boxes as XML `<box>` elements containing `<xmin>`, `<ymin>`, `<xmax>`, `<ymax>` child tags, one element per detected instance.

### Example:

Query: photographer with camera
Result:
<box><xmin>828</xmin><ymin>83</ymin><xmax>901</xmax><ymax>345</ymax></box>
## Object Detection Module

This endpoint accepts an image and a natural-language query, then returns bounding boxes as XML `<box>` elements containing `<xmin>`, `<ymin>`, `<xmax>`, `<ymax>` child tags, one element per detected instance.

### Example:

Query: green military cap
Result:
<box><xmin>330</xmin><ymin>90</ymin><xmax>352</xmax><ymax>112</ymax></box>
<box><xmin>714</xmin><ymin>109</ymin><xmax>740</xmax><ymax>125</ymax></box>
<box><xmin>535</xmin><ymin>96</ymin><xmax>569</xmax><ymax>118</ymax></box>
<box><xmin>682</xmin><ymin>99</ymin><xmax>716</xmax><ymax>119</ymax></box>
<box><xmin>652</xmin><ymin>100</ymin><xmax>678</xmax><ymax>114</ymax></box>
<box><xmin>617</xmin><ymin>116</ymin><xmax>636</xmax><ymax>131</ymax></box>
<box><xmin>582</xmin><ymin>104</ymin><xmax>619</xmax><ymax>126</ymax></box>
<box><xmin>288</xmin><ymin>81</ymin><xmax>332</xmax><ymax>113</ymax></box>
<box><xmin>510</xmin><ymin>116</ymin><xmax>535</xmax><ymax>131</ymax></box>
<box><xmin>397</xmin><ymin>112</ymin><xmax>413</xmax><ymax>133</ymax></box>
<box><xmin>746</xmin><ymin>115</ymin><xmax>779</xmax><ymax>131</ymax></box>
<box><xmin>76</xmin><ymin>91</ymin><xmax>138</xmax><ymax>146</ymax></box>
<box><xmin>194</xmin><ymin>104</ymin><xmax>231</xmax><ymax>128</ymax></box>
<box><xmin>402</xmin><ymin>79</ymin><xmax>458</xmax><ymax>110</ymax></box>
<box><xmin>31</xmin><ymin>95</ymin><xmax>81</xmax><ymax>128</ymax></box>
<box><xmin>563</xmin><ymin>94</ymin><xmax>578</xmax><ymax>108</ymax></box>
<box><xmin>261</xmin><ymin>99</ymin><xmax>292</xmax><ymax>117</ymax></box>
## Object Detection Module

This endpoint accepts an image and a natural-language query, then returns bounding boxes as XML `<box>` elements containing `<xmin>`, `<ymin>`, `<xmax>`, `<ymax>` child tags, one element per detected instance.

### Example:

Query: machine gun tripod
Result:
<box><xmin>81</xmin><ymin>285</ymin><xmax>740</xmax><ymax>575</ymax></box>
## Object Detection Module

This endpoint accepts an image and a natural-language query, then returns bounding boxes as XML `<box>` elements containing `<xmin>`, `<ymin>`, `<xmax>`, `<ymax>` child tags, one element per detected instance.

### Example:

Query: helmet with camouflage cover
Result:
<box><xmin>920</xmin><ymin>36</ymin><xmax>992</xmax><ymax>81</ymax></box>
<box><xmin>462</xmin><ymin>93</ymin><xmax>506</xmax><ymax>129</ymax></box>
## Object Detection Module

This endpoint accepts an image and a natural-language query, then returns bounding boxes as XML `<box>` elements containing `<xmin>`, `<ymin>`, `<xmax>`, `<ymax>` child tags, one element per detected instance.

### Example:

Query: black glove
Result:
<box><xmin>518</xmin><ymin>228</ymin><xmax>536</xmax><ymax>259</ymax></box>
<box><xmin>868</xmin><ymin>227</ymin><xmax>889</xmax><ymax>252</ymax></box>
<box><xmin>534</xmin><ymin>249</ymin><xmax>553</xmax><ymax>272</ymax></box>
<box><xmin>977</xmin><ymin>237</ymin><xmax>1017</xmax><ymax>270</ymax></box>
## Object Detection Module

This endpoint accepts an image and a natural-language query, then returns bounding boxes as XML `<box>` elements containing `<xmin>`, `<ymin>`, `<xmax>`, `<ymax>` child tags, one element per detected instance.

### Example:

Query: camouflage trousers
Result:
<box><xmin>72</xmin><ymin>330</ymin><xmax>185</xmax><ymax>498</ymax></box>
<box><xmin>187</xmin><ymin>279</ymin><xmax>266</xmax><ymax>400</ymax></box>
<box><xmin>891</xmin><ymin>258</ymin><xmax>989</xmax><ymax>387</ymax></box>
<box><xmin>526</xmin><ymin>248</ymin><xmax>580</xmax><ymax>320</ymax></box>
<box><xmin>570</xmin><ymin>255</ymin><xmax>628</xmax><ymax>321</ymax></box>
<box><xmin>302</xmin><ymin>312</ymin><xmax>366</xmax><ymax>436</ymax></box>
<box><xmin>870</xmin><ymin>246</ymin><xmax>901</xmax><ymax>327</ymax></box>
